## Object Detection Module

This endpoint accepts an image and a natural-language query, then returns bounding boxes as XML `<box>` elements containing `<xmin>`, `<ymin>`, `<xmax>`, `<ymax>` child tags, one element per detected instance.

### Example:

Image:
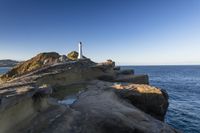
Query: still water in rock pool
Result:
<box><xmin>52</xmin><ymin>84</ymin><xmax>86</xmax><ymax>106</ymax></box>
<box><xmin>58</xmin><ymin>95</ymin><xmax>77</xmax><ymax>105</ymax></box>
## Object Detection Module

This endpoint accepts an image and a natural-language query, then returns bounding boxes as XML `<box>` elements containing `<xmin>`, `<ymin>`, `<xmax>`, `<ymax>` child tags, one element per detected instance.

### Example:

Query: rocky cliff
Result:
<box><xmin>0</xmin><ymin>52</ymin><xmax>179</xmax><ymax>133</ymax></box>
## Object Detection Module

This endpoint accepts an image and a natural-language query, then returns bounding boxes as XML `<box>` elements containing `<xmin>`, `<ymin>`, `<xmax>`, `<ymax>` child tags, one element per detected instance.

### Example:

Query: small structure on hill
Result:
<box><xmin>78</xmin><ymin>42</ymin><xmax>83</xmax><ymax>59</ymax></box>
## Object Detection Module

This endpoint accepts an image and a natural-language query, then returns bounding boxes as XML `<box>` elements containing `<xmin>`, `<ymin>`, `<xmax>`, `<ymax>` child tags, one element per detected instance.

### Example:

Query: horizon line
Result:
<box><xmin>117</xmin><ymin>64</ymin><xmax>200</xmax><ymax>66</ymax></box>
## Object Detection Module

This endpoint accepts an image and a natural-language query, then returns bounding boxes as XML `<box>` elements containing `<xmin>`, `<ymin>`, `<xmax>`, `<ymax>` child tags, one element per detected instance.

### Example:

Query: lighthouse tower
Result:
<box><xmin>78</xmin><ymin>42</ymin><xmax>83</xmax><ymax>59</ymax></box>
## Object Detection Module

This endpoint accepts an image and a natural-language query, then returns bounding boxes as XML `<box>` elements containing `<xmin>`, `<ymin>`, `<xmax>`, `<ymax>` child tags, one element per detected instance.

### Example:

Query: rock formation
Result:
<box><xmin>0</xmin><ymin>52</ymin><xmax>60</xmax><ymax>81</ymax></box>
<box><xmin>0</xmin><ymin>52</ymin><xmax>180</xmax><ymax>133</ymax></box>
<box><xmin>114</xmin><ymin>83</ymin><xmax>169</xmax><ymax>121</ymax></box>
<box><xmin>67</xmin><ymin>51</ymin><xmax>79</xmax><ymax>60</ymax></box>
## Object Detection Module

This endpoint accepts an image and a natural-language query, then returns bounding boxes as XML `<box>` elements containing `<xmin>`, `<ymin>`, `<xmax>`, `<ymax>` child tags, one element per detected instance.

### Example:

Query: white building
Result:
<box><xmin>78</xmin><ymin>42</ymin><xmax>83</xmax><ymax>59</ymax></box>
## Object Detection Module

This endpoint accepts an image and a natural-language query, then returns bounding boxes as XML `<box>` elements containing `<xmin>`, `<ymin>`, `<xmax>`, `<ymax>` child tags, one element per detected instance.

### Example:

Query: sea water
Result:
<box><xmin>121</xmin><ymin>65</ymin><xmax>200</xmax><ymax>133</ymax></box>
<box><xmin>0</xmin><ymin>67</ymin><xmax>11</xmax><ymax>74</ymax></box>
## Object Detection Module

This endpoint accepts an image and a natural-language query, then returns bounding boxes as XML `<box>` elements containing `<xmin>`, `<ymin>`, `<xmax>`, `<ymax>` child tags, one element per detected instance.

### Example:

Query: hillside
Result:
<box><xmin>0</xmin><ymin>59</ymin><xmax>19</xmax><ymax>67</ymax></box>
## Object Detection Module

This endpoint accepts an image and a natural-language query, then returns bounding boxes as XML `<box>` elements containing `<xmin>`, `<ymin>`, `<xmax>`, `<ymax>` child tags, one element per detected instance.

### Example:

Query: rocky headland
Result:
<box><xmin>0</xmin><ymin>52</ymin><xmax>179</xmax><ymax>133</ymax></box>
<box><xmin>0</xmin><ymin>60</ymin><xmax>19</xmax><ymax>67</ymax></box>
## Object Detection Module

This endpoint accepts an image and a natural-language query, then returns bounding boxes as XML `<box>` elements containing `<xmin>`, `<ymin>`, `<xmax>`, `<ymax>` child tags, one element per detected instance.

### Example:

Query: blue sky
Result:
<box><xmin>0</xmin><ymin>0</ymin><xmax>200</xmax><ymax>65</ymax></box>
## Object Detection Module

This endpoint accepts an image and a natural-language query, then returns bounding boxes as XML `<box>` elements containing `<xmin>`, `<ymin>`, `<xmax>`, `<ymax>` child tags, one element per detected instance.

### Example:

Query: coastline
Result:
<box><xmin>0</xmin><ymin>52</ymin><xmax>180</xmax><ymax>133</ymax></box>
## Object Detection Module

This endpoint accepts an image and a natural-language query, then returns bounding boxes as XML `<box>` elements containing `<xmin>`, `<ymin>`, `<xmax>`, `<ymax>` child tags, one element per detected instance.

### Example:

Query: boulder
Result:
<box><xmin>67</xmin><ymin>51</ymin><xmax>78</xmax><ymax>60</ymax></box>
<box><xmin>113</xmin><ymin>83</ymin><xmax>169</xmax><ymax>121</ymax></box>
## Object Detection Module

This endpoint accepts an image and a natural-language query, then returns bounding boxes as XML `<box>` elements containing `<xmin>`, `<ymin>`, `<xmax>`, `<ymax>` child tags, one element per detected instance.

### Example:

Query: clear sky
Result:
<box><xmin>0</xmin><ymin>0</ymin><xmax>200</xmax><ymax>65</ymax></box>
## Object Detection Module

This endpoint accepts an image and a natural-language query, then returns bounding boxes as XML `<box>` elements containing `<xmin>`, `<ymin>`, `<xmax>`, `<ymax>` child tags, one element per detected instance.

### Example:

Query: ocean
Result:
<box><xmin>0</xmin><ymin>66</ymin><xmax>200</xmax><ymax>133</ymax></box>
<box><xmin>0</xmin><ymin>67</ymin><xmax>11</xmax><ymax>74</ymax></box>
<box><xmin>121</xmin><ymin>66</ymin><xmax>200</xmax><ymax>133</ymax></box>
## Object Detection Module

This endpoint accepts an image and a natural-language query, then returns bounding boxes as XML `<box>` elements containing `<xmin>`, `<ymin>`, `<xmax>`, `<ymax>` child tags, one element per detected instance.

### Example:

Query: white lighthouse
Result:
<box><xmin>78</xmin><ymin>42</ymin><xmax>83</xmax><ymax>59</ymax></box>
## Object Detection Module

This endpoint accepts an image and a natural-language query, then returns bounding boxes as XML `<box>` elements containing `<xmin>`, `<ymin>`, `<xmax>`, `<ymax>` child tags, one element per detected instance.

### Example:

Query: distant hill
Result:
<box><xmin>0</xmin><ymin>59</ymin><xmax>19</xmax><ymax>67</ymax></box>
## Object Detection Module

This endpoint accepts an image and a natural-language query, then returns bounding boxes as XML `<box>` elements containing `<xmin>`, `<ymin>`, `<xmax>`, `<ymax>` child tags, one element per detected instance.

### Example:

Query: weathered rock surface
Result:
<box><xmin>0</xmin><ymin>53</ymin><xmax>179</xmax><ymax>133</ymax></box>
<box><xmin>17</xmin><ymin>80</ymin><xmax>178</xmax><ymax>133</ymax></box>
<box><xmin>0</xmin><ymin>52</ymin><xmax>60</xmax><ymax>81</ymax></box>
<box><xmin>0</xmin><ymin>80</ymin><xmax>177</xmax><ymax>133</ymax></box>
<box><xmin>68</xmin><ymin>81</ymin><xmax>177</xmax><ymax>133</ymax></box>
<box><xmin>113</xmin><ymin>83</ymin><xmax>168</xmax><ymax>121</ymax></box>
<box><xmin>0</xmin><ymin>84</ymin><xmax>52</xmax><ymax>133</ymax></box>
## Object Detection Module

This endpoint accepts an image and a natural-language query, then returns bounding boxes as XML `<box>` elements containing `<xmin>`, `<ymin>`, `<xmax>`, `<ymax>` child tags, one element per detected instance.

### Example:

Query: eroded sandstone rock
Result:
<box><xmin>36</xmin><ymin>81</ymin><xmax>178</xmax><ymax>133</ymax></box>
<box><xmin>113</xmin><ymin>83</ymin><xmax>169</xmax><ymax>121</ymax></box>
<box><xmin>0</xmin><ymin>84</ymin><xmax>52</xmax><ymax>133</ymax></box>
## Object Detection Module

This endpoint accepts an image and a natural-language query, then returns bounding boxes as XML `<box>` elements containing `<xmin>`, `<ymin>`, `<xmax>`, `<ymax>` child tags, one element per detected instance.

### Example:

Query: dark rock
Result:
<box><xmin>117</xmin><ymin>69</ymin><xmax>134</xmax><ymax>75</ymax></box>
<box><xmin>113</xmin><ymin>66</ymin><xmax>120</xmax><ymax>71</ymax></box>
<box><xmin>32</xmin><ymin>85</ymin><xmax>52</xmax><ymax>101</ymax></box>
<box><xmin>114</xmin><ymin>74</ymin><xmax>149</xmax><ymax>84</ymax></box>
<box><xmin>97</xmin><ymin>75</ymin><xmax>116</xmax><ymax>81</ymax></box>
